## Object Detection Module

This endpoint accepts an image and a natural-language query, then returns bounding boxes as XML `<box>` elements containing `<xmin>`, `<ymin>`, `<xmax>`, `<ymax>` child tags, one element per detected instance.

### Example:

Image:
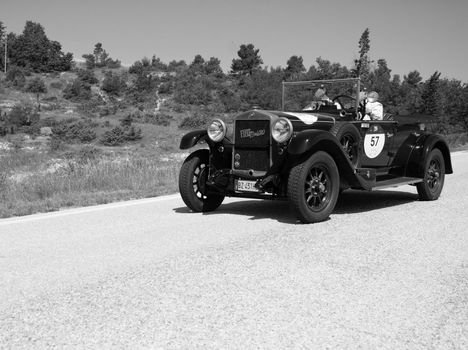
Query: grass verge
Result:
<box><xmin>0</xmin><ymin>149</ymin><xmax>181</xmax><ymax>218</ymax></box>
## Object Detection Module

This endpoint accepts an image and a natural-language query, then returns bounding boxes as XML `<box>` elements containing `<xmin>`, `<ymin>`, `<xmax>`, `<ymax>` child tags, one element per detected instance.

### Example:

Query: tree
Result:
<box><xmin>368</xmin><ymin>59</ymin><xmax>392</xmax><ymax>100</ymax></box>
<box><xmin>0</xmin><ymin>21</ymin><xmax>6</xmax><ymax>71</ymax></box>
<box><xmin>5</xmin><ymin>65</ymin><xmax>26</xmax><ymax>88</ymax></box>
<box><xmin>101</xmin><ymin>71</ymin><xmax>125</xmax><ymax>95</ymax></box>
<box><xmin>25</xmin><ymin>77</ymin><xmax>47</xmax><ymax>110</ymax></box>
<box><xmin>8</xmin><ymin>21</ymin><xmax>73</xmax><ymax>72</ymax></box>
<box><xmin>82</xmin><ymin>42</ymin><xmax>120</xmax><ymax>69</ymax></box>
<box><xmin>204</xmin><ymin>57</ymin><xmax>223</xmax><ymax>76</ymax></box>
<box><xmin>285</xmin><ymin>55</ymin><xmax>305</xmax><ymax>79</ymax></box>
<box><xmin>353</xmin><ymin>28</ymin><xmax>371</xmax><ymax>80</ymax></box>
<box><xmin>151</xmin><ymin>55</ymin><xmax>167</xmax><ymax>71</ymax></box>
<box><xmin>231</xmin><ymin>44</ymin><xmax>263</xmax><ymax>76</ymax></box>
<box><xmin>421</xmin><ymin>71</ymin><xmax>442</xmax><ymax>117</ymax></box>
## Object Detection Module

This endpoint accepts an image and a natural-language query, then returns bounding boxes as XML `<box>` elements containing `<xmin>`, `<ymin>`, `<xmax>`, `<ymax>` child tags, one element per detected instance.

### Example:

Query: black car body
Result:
<box><xmin>178</xmin><ymin>78</ymin><xmax>453</xmax><ymax>223</ymax></box>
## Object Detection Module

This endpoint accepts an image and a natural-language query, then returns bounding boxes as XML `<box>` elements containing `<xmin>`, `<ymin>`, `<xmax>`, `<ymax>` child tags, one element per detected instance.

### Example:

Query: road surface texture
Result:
<box><xmin>1</xmin><ymin>152</ymin><xmax>467</xmax><ymax>349</ymax></box>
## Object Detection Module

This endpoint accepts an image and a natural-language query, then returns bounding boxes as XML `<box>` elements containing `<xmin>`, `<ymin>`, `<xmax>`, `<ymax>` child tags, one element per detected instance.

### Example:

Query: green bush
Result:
<box><xmin>100</xmin><ymin>126</ymin><xmax>125</xmax><ymax>146</ymax></box>
<box><xmin>150</xmin><ymin>113</ymin><xmax>173</xmax><ymax>126</ymax></box>
<box><xmin>49</xmin><ymin>80</ymin><xmax>63</xmax><ymax>89</ymax></box>
<box><xmin>178</xmin><ymin>112</ymin><xmax>211</xmax><ymax>129</ymax></box>
<box><xmin>52</xmin><ymin>119</ymin><xmax>97</xmax><ymax>142</ymax></box>
<box><xmin>75</xmin><ymin>145</ymin><xmax>102</xmax><ymax>163</ymax></box>
<box><xmin>63</xmin><ymin>79</ymin><xmax>91</xmax><ymax>101</ymax></box>
<box><xmin>101</xmin><ymin>72</ymin><xmax>125</xmax><ymax>96</ymax></box>
<box><xmin>76</xmin><ymin>69</ymin><xmax>98</xmax><ymax>84</ymax></box>
<box><xmin>7</xmin><ymin>105</ymin><xmax>40</xmax><ymax>127</ymax></box>
<box><xmin>6</xmin><ymin>66</ymin><xmax>26</xmax><ymax>88</ymax></box>
<box><xmin>100</xmin><ymin>125</ymin><xmax>142</xmax><ymax>146</ymax></box>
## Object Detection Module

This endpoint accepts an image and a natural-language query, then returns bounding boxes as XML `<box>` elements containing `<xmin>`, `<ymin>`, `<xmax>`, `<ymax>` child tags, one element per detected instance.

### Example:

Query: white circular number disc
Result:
<box><xmin>364</xmin><ymin>133</ymin><xmax>385</xmax><ymax>158</ymax></box>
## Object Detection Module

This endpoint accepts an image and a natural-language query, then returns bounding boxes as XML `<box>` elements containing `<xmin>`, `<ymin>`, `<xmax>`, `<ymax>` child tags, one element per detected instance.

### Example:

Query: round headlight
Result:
<box><xmin>207</xmin><ymin>119</ymin><xmax>226</xmax><ymax>142</ymax></box>
<box><xmin>271</xmin><ymin>118</ymin><xmax>293</xmax><ymax>143</ymax></box>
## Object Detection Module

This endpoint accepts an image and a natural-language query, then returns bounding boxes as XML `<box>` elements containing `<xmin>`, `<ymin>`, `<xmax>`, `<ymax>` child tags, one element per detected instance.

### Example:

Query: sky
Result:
<box><xmin>2</xmin><ymin>0</ymin><xmax>468</xmax><ymax>82</ymax></box>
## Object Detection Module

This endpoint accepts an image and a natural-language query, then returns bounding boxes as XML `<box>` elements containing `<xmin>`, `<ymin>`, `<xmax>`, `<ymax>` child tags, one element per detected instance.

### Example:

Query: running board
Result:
<box><xmin>372</xmin><ymin>177</ymin><xmax>423</xmax><ymax>190</ymax></box>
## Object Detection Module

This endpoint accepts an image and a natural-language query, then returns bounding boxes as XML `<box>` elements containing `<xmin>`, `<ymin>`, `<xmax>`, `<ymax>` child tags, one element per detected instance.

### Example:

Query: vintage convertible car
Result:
<box><xmin>178</xmin><ymin>78</ymin><xmax>452</xmax><ymax>223</ymax></box>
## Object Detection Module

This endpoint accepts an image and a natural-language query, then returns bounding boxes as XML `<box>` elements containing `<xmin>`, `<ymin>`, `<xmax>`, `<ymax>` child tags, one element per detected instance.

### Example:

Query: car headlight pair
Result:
<box><xmin>208</xmin><ymin>117</ymin><xmax>293</xmax><ymax>143</ymax></box>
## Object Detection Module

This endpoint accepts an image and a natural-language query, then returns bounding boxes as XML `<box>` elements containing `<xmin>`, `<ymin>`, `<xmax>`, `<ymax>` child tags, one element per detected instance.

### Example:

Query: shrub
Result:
<box><xmin>123</xmin><ymin>126</ymin><xmax>142</xmax><ymax>141</ymax></box>
<box><xmin>8</xmin><ymin>104</ymin><xmax>40</xmax><ymax>127</ymax></box>
<box><xmin>6</xmin><ymin>66</ymin><xmax>26</xmax><ymax>88</ymax></box>
<box><xmin>49</xmin><ymin>80</ymin><xmax>63</xmax><ymax>89</ymax></box>
<box><xmin>75</xmin><ymin>145</ymin><xmax>102</xmax><ymax>163</ymax></box>
<box><xmin>52</xmin><ymin>119</ymin><xmax>97</xmax><ymax>142</ymax></box>
<box><xmin>63</xmin><ymin>79</ymin><xmax>91</xmax><ymax>101</ymax></box>
<box><xmin>150</xmin><ymin>113</ymin><xmax>173</xmax><ymax>126</ymax></box>
<box><xmin>100</xmin><ymin>125</ymin><xmax>143</xmax><ymax>146</ymax></box>
<box><xmin>76</xmin><ymin>69</ymin><xmax>98</xmax><ymax>84</ymax></box>
<box><xmin>100</xmin><ymin>126</ymin><xmax>125</xmax><ymax>146</ymax></box>
<box><xmin>101</xmin><ymin>72</ymin><xmax>125</xmax><ymax>96</ymax></box>
<box><xmin>179</xmin><ymin>112</ymin><xmax>211</xmax><ymax>129</ymax></box>
<box><xmin>158</xmin><ymin>81</ymin><xmax>173</xmax><ymax>94</ymax></box>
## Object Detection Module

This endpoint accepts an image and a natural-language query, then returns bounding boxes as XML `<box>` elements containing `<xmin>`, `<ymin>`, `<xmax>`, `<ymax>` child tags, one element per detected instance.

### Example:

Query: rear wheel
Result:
<box><xmin>179</xmin><ymin>149</ymin><xmax>225</xmax><ymax>212</ymax></box>
<box><xmin>288</xmin><ymin>151</ymin><xmax>340</xmax><ymax>223</ymax></box>
<box><xmin>417</xmin><ymin>148</ymin><xmax>445</xmax><ymax>200</ymax></box>
<box><xmin>330</xmin><ymin>123</ymin><xmax>361</xmax><ymax>167</ymax></box>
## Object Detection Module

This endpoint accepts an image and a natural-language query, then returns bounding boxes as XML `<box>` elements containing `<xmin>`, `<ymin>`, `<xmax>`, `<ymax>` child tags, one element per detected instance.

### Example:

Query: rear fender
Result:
<box><xmin>406</xmin><ymin>134</ymin><xmax>453</xmax><ymax>177</ymax></box>
<box><xmin>288</xmin><ymin>130</ymin><xmax>361</xmax><ymax>187</ymax></box>
<box><xmin>180</xmin><ymin>130</ymin><xmax>208</xmax><ymax>150</ymax></box>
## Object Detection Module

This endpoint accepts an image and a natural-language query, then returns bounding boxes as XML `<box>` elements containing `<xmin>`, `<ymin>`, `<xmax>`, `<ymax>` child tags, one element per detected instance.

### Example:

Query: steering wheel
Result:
<box><xmin>332</xmin><ymin>95</ymin><xmax>355</xmax><ymax>110</ymax></box>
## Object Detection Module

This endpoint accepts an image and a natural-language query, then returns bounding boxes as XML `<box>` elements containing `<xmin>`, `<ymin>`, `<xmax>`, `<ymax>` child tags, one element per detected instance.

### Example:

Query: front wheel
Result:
<box><xmin>179</xmin><ymin>149</ymin><xmax>225</xmax><ymax>212</ymax></box>
<box><xmin>288</xmin><ymin>151</ymin><xmax>340</xmax><ymax>223</ymax></box>
<box><xmin>417</xmin><ymin>148</ymin><xmax>445</xmax><ymax>200</ymax></box>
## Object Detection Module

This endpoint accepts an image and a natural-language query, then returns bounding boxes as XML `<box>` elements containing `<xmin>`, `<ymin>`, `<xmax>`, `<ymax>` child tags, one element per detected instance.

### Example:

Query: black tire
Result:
<box><xmin>288</xmin><ymin>151</ymin><xmax>340</xmax><ymax>223</ymax></box>
<box><xmin>417</xmin><ymin>148</ymin><xmax>445</xmax><ymax>201</ymax></box>
<box><xmin>179</xmin><ymin>149</ymin><xmax>225</xmax><ymax>212</ymax></box>
<box><xmin>330</xmin><ymin>123</ymin><xmax>361</xmax><ymax>167</ymax></box>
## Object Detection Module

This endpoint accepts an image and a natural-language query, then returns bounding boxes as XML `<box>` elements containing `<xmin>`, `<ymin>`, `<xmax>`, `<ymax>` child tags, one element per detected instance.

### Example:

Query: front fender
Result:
<box><xmin>288</xmin><ymin>129</ymin><xmax>361</xmax><ymax>188</ymax></box>
<box><xmin>288</xmin><ymin>129</ymin><xmax>342</xmax><ymax>155</ymax></box>
<box><xmin>180</xmin><ymin>130</ymin><xmax>208</xmax><ymax>150</ymax></box>
<box><xmin>406</xmin><ymin>133</ymin><xmax>453</xmax><ymax>177</ymax></box>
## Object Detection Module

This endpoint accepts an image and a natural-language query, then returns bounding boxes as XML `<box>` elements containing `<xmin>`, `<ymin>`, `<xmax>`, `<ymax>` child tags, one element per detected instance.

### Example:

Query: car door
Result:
<box><xmin>358</xmin><ymin>121</ymin><xmax>397</xmax><ymax>168</ymax></box>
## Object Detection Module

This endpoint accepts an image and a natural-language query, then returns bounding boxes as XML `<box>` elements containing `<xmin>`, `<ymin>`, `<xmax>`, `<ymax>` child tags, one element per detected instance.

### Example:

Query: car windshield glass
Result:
<box><xmin>282</xmin><ymin>78</ymin><xmax>360</xmax><ymax>112</ymax></box>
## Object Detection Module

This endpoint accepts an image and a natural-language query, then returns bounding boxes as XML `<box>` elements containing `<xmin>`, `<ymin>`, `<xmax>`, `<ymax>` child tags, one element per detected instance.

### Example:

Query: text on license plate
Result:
<box><xmin>236</xmin><ymin>180</ymin><xmax>259</xmax><ymax>192</ymax></box>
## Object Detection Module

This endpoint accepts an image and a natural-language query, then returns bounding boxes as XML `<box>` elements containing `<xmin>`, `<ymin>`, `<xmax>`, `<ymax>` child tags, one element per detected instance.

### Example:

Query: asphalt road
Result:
<box><xmin>1</xmin><ymin>152</ymin><xmax>467</xmax><ymax>349</ymax></box>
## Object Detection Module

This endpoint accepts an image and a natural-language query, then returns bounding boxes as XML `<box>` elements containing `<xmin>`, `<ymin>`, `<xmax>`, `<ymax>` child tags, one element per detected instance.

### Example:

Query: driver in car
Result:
<box><xmin>363</xmin><ymin>91</ymin><xmax>383</xmax><ymax>120</ymax></box>
<box><xmin>303</xmin><ymin>85</ymin><xmax>339</xmax><ymax>110</ymax></box>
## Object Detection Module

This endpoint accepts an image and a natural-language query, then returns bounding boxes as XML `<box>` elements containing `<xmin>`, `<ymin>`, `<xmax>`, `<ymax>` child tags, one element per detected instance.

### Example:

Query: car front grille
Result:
<box><xmin>234</xmin><ymin>119</ymin><xmax>270</xmax><ymax>172</ymax></box>
<box><xmin>235</xmin><ymin>120</ymin><xmax>270</xmax><ymax>146</ymax></box>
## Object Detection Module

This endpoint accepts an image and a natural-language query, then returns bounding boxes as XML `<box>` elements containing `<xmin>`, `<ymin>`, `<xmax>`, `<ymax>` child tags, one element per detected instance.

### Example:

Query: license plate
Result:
<box><xmin>236</xmin><ymin>180</ymin><xmax>259</xmax><ymax>192</ymax></box>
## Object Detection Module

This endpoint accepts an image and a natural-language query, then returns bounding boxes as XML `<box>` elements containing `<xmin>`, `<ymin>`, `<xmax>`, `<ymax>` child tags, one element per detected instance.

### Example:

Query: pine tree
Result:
<box><xmin>421</xmin><ymin>71</ymin><xmax>442</xmax><ymax>116</ymax></box>
<box><xmin>353</xmin><ymin>28</ymin><xmax>371</xmax><ymax>80</ymax></box>
<box><xmin>285</xmin><ymin>55</ymin><xmax>305</xmax><ymax>79</ymax></box>
<box><xmin>231</xmin><ymin>44</ymin><xmax>263</xmax><ymax>76</ymax></box>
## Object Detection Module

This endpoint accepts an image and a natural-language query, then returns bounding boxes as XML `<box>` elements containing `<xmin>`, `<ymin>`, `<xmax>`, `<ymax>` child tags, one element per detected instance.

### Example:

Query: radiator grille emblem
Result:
<box><xmin>239</xmin><ymin>128</ymin><xmax>266</xmax><ymax>139</ymax></box>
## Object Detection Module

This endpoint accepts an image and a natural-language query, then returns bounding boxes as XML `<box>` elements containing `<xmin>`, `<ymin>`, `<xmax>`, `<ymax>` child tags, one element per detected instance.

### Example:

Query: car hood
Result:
<box><xmin>235</xmin><ymin>109</ymin><xmax>336</xmax><ymax>125</ymax></box>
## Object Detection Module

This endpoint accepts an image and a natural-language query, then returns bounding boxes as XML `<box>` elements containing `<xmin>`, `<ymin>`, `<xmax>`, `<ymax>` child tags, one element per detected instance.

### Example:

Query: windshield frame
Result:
<box><xmin>281</xmin><ymin>78</ymin><xmax>361</xmax><ymax>112</ymax></box>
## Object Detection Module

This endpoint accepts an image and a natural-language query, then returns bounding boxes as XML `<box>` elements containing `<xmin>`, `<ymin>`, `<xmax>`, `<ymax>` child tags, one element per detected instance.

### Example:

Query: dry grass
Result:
<box><xmin>0</xmin><ymin>148</ymin><xmax>182</xmax><ymax>218</ymax></box>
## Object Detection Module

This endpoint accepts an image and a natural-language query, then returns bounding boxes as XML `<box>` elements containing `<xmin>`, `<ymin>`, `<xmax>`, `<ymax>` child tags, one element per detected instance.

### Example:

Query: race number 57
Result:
<box><xmin>364</xmin><ymin>133</ymin><xmax>385</xmax><ymax>158</ymax></box>
<box><xmin>370</xmin><ymin>136</ymin><xmax>379</xmax><ymax>147</ymax></box>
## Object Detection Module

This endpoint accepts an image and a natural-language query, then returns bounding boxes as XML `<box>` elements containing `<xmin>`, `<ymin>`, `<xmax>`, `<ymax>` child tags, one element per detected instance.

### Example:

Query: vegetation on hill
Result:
<box><xmin>0</xmin><ymin>21</ymin><xmax>467</xmax><ymax>217</ymax></box>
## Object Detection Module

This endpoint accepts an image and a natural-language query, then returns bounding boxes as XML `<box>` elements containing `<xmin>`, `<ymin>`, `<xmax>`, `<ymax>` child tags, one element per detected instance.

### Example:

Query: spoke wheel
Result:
<box><xmin>179</xmin><ymin>150</ymin><xmax>225</xmax><ymax>212</ymax></box>
<box><xmin>417</xmin><ymin>148</ymin><xmax>445</xmax><ymax>201</ymax></box>
<box><xmin>288</xmin><ymin>151</ymin><xmax>339</xmax><ymax>223</ymax></box>
<box><xmin>330</xmin><ymin>123</ymin><xmax>361</xmax><ymax>167</ymax></box>
<box><xmin>305</xmin><ymin>166</ymin><xmax>332</xmax><ymax>212</ymax></box>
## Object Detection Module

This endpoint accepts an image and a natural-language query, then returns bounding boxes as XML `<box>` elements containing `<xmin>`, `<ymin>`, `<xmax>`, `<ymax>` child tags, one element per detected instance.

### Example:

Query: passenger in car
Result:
<box><xmin>363</xmin><ymin>91</ymin><xmax>383</xmax><ymax>120</ymax></box>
